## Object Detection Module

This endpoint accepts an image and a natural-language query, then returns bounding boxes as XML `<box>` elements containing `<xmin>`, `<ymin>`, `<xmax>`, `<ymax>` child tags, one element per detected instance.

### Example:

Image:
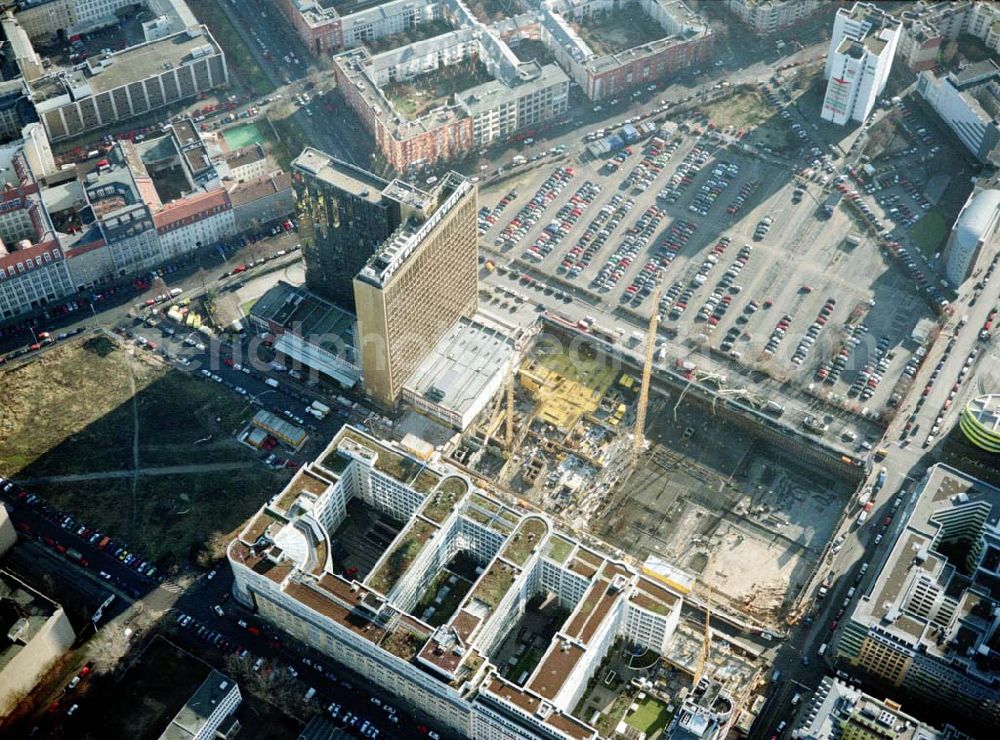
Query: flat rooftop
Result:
<box><xmin>0</xmin><ymin>569</ymin><xmax>62</xmax><ymax>674</ymax></box>
<box><xmin>31</xmin><ymin>27</ymin><xmax>220</xmax><ymax>104</ymax></box>
<box><xmin>160</xmin><ymin>670</ymin><xmax>238</xmax><ymax>740</ymax></box>
<box><xmin>402</xmin><ymin>316</ymin><xmax>514</xmax><ymax>420</ymax></box>
<box><xmin>966</xmin><ymin>394</ymin><xmax>1000</xmax><ymax>433</ymax></box>
<box><xmin>292</xmin><ymin>147</ymin><xmax>389</xmax><ymax>204</ymax></box>
<box><xmin>249</xmin><ymin>280</ymin><xmax>357</xmax><ymax>361</ymax></box>
<box><xmin>850</xmin><ymin>464</ymin><xmax>1000</xmax><ymax>668</ymax></box>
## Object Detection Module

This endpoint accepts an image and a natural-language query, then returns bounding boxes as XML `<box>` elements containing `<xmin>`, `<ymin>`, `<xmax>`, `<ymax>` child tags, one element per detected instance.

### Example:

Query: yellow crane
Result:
<box><xmin>630</xmin><ymin>280</ymin><xmax>662</xmax><ymax>470</ymax></box>
<box><xmin>694</xmin><ymin>554</ymin><xmax>713</xmax><ymax>686</ymax></box>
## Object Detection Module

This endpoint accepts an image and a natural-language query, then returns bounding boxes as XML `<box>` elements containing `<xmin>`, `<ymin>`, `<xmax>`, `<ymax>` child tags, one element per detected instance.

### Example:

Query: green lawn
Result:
<box><xmin>626</xmin><ymin>697</ymin><xmax>673</xmax><ymax>737</ymax></box>
<box><xmin>911</xmin><ymin>209</ymin><xmax>949</xmax><ymax>257</ymax></box>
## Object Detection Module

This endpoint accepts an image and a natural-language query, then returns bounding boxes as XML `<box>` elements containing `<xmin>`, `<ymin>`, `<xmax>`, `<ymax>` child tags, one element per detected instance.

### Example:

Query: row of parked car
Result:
<box><xmin>522</xmin><ymin>180</ymin><xmax>601</xmax><ymax>263</ymax></box>
<box><xmin>816</xmin><ymin>322</ymin><xmax>869</xmax><ymax>388</ymax></box>
<box><xmin>2</xmin><ymin>480</ymin><xmax>161</xmax><ymax>587</ymax></box>
<box><xmin>0</xmin><ymin>326</ymin><xmax>87</xmax><ymax>366</ymax></box>
<box><xmin>657</xmin><ymin>144</ymin><xmax>712</xmax><ymax>204</ymax></box>
<box><xmin>559</xmin><ymin>193</ymin><xmax>634</xmax><ymax>279</ymax></box>
<box><xmin>615</xmin><ymin>206</ymin><xmax>670</xmax><ymax>306</ymax></box>
<box><xmin>790</xmin><ymin>297</ymin><xmax>837</xmax><ymax>369</ymax></box>
<box><xmin>688</xmin><ymin>160</ymin><xmax>740</xmax><ymax>217</ymax></box>
<box><xmin>492</xmin><ymin>167</ymin><xmax>574</xmax><ymax>252</ymax></box>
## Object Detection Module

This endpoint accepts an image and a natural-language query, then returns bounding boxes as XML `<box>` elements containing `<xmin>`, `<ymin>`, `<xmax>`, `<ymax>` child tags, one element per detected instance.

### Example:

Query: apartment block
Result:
<box><xmin>821</xmin><ymin>2</ymin><xmax>901</xmax><ymax>126</ymax></box>
<box><xmin>0</xmin><ymin>119</ymin><xmax>245</xmax><ymax>319</ymax></box>
<box><xmin>723</xmin><ymin>0</ymin><xmax>825</xmax><ymax>37</ymax></box>
<box><xmin>836</xmin><ymin>464</ymin><xmax>1000</xmax><ymax>735</ymax></box>
<box><xmin>276</xmin><ymin>0</ymin><xmax>443</xmax><ymax>57</ymax></box>
<box><xmin>918</xmin><ymin>60</ymin><xmax>1000</xmax><ymax>166</ymax></box>
<box><xmin>332</xmin><ymin>21</ymin><xmax>568</xmax><ymax>171</ymax></box>
<box><xmin>353</xmin><ymin>171</ymin><xmax>478</xmax><ymax>408</ymax></box>
<box><xmin>540</xmin><ymin>0</ymin><xmax>713</xmax><ymax>102</ymax></box>
<box><xmin>897</xmin><ymin>2</ymin><xmax>1000</xmax><ymax>72</ymax></box>
<box><xmin>228</xmin><ymin>425</ymin><xmax>687</xmax><ymax>740</ymax></box>
<box><xmin>160</xmin><ymin>670</ymin><xmax>242</xmax><ymax>740</ymax></box>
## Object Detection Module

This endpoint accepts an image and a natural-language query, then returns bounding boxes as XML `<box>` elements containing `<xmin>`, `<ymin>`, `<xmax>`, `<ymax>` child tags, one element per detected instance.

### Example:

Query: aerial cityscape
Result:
<box><xmin>0</xmin><ymin>0</ymin><xmax>999</xmax><ymax>738</ymax></box>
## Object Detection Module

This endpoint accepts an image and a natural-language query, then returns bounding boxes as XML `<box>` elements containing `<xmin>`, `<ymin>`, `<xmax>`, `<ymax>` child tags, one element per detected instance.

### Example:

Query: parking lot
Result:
<box><xmin>477</xmin><ymin>93</ymin><xmax>939</xmax><ymax>443</ymax></box>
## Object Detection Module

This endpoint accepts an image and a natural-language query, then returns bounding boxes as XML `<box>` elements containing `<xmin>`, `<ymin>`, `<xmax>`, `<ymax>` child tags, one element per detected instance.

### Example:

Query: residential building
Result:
<box><xmin>229</xmin><ymin>172</ymin><xmax>295</xmax><ymax>233</ymax></box>
<box><xmin>353</xmin><ymin>171</ymin><xmax>478</xmax><ymax>408</ymax></box>
<box><xmin>218</xmin><ymin>144</ymin><xmax>270</xmax><ymax>184</ymax></box>
<box><xmin>918</xmin><ymin>60</ymin><xmax>1000</xmax><ymax>166</ymax></box>
<box><xmin>0</xmin><ymin>569</ymin><xmax>76</xmax><ymax>717</ymax></box>
<box><xmin>159</xmin><ymin>670</ymin><xmax>241</xmax><ymax>740</ymax></box>
<box><xmin>941</xmin><ymin>186</ymin><xmax>1000</xmax><ymax>285</ymax></box>
<box><xmin>540</xmin><ymin>0</ymin><xmax>713</xmax><ymax>102</ymax></box>
<box><xmin>794</xmin><ymin>675</ymin><xmax>954</xmax><ymax>739</ymax></box>
<box><xmin>723</xmin><ymin>0</ymin><xmax>825</xmax><ymax>37</ymax></box>
<box><xmin>245</xmin><ymin>280</ymin><xmax>361</xmax><ymax>389</ymax></box>
<box><xmin>27</xmin><ymin>25</ymin><xmax>228</xmax><ymax>143</ymax></box>
<box><xmin>292</xmin><ymin>149</ymin><xmax>403</xmax><ymax>310</ymax></box>
<box><xmin>0</xmin><ymin>120</ymin><xmax>245</xmax><ymax>319</ymax></box>
<box><xmin>14</xmin><ymin>0</ymin><xmax>135</xmax><ymax>39</ymax></box>
<box><xmin>276</xmin><ymin>0</ymin><xmax>443</xmax><ymax>57</ymax></box>
<box><xmin>895</xmin><ymin>2</ymin><xmax>1000</xmax><ymax>72</ymax></box>
<box><xmin>821</xmin><ymin>3</ymin><xmax>901</xmax><ymax>125</ymax></box>
<box><xmin>332</xmin><ymin>24</ymin><xmax>568</xmax><ymax>170</ymax></box>
<box><xmin>228</xmin><ymin>425</ymin><xmax>687</xmax><ymax>740</ymax></box>
<box><xmin>836</xmin><ymin>463</ymin><xmax>1000</xmax><ymax>735</ymax></box>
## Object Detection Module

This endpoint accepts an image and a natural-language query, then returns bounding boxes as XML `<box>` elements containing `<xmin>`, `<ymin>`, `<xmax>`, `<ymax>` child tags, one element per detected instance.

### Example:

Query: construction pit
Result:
<box><xmin>458</xmin><ymin>329</ymin><xmax>857</xmax><ymax>630</ymax></box>
<box><xmin>595</xmin><ymin>391</ymin><xmax>856</xmax><ymax>630</ymax></box>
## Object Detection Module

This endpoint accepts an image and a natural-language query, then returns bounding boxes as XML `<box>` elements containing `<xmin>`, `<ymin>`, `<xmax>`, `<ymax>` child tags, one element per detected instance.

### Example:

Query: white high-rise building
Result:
<box><xmin>821</xmin><ymin>3</ymin><xmax>901</xmax><ymax>125</ymax></box>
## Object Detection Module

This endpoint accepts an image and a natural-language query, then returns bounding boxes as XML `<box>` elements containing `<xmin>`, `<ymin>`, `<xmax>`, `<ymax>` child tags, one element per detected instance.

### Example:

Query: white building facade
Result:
<box><xmin>821</xmin><ymin>3</ymin><xmax>900</xmax><ymax>125</ymax></box>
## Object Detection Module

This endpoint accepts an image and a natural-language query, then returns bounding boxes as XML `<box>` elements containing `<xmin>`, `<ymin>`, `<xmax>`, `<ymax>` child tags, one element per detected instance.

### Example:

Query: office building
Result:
<box><xmin>27</xmin><ymin>25</ymin><xmax>228</xmax><ymax>143</ymax></box>
<box><xmin>292</xmin><ymin>149</ymin><xmax>403</xmax><ymax>310</ymax></box>
<box><xmin>159</xmin><ymin>670</ymin><xmax>241</xmax><ymax>740</ymax></box>
<box><xmin>794</xmin><ymin>675</ymin><xmax>955</xmax><ymax>740</ymax></box>
<box><xmin>245</xmin><ymin>280</ymin><xmax>361</xmax><ymax>389</ymax></box>
<box><xmin>836</xmin><ymin>464</ymin><xmax>1000</xmax><ymax>734</ymax></box>
<box><xmin>941</xmin><ymin>187</ymin><xmax>1000</xmax><ymax>286</ymax></box>
<box><xmin>821</xmin><ymin>3</ymin><xmax>901</xmax><ymax>125</ymax></box>
<box><xmin>959</xmin><ymin>394</ymin><xmax>1000</xmax><ymax>453</ymax></box>
<box><xmin>0</xmin><ymin>569</ymin><xmax>76</xmax><ymax>717</ymax></box>
<box><xmin>228</xmin><ymin>425</ymin><xmax>687</xmax><ymax>740</ymax></box>
<box><xmin>353</xmin><ymin>171</ymin><xmax>478</xmax><ymax>408</ymax></box>
<box><xmin>723</xmin><ymin>0</ymin><xmax>825</xmax><ymax>37</ymax></box>
<box><xmin>540</xmin><ymin>0</ymin><xmax>713</xmax><ymax>102</ymax></box>
<box><xmin>401</xmin><ymin>316</ymin><xmax>514</xmax><ymax>430</ymax></box>
<box><xmin>918</xmin><ymin>60</ymin><xmax>1000</xmax><ymax>166</ymax></box>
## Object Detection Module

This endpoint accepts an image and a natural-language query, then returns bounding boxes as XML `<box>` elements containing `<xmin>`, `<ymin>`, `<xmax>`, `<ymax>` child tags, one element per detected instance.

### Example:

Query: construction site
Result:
<box><xmin>453</xmin><ymin>310</ymin><xmax>858</xmax><ymax>633</ymax></box>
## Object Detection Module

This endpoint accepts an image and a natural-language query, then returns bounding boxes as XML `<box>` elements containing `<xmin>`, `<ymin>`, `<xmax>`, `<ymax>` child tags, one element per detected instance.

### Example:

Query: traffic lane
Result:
<box><xmin>174</xmin><ymin>580</ymin><xmax>423</xmax><ymax>738</ymax></box>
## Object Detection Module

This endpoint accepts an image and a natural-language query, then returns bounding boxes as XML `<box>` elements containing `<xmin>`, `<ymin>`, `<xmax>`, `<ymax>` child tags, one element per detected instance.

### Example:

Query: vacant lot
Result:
<box><xmin>701</xmin><ymin>90</ymin><xmax>774</xmax><ymax>131</ymax></box>
<box><xmin>0</xmin><ymin>335</ymin><xmax>288</xmax><ymax>568</ymax></box>
<box><xmin>911</xmin><ymin>209</ymin><xmax>950</xmax><ymax>258</ymax></box>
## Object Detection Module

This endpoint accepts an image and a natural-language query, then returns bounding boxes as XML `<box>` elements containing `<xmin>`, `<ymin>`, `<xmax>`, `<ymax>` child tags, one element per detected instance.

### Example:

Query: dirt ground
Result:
<box><xmin>597</xmin><ymin>396</ymin><xmax>853</xmax><ymax>627</ymax></box>
<box><xmin>0</xmin><ymin>334</ymin><xmax>289</xmax><ymax>568</ymax></box>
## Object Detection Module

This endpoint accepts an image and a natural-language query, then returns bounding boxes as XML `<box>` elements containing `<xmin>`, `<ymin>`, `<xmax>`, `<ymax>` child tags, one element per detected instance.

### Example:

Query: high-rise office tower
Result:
<box><xmin>293</xmin><ymin>148</ymin><xmax>403</xmax><ymax>311</ymax></box>
<box><xmin>353</xmin><ymin>172</ymin><xmax>478</xmax><ymax>408</ymax></box>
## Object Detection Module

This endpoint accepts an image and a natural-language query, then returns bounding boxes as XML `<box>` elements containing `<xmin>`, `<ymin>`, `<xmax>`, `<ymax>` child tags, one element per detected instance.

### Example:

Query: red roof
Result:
<box><xmin>153</xmin><ymin>188</ymin><xmax>231</xmax><ymax>231</ymax></box>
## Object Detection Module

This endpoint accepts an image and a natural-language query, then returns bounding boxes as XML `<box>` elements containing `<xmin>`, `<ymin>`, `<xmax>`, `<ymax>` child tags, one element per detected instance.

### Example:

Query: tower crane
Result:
<box><xmin>630</xmin><ymin>278</ymin><xmax>663</xmax><ymax>471</ymax></box>
<box><xmin>693</xmin><ymin>553</ymin><xmax>714</xmax><ymax>686</ymax></box>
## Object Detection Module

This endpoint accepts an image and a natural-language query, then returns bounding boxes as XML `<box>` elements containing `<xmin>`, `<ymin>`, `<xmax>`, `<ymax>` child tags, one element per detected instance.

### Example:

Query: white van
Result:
<box><xmin>818</xmin><ymin>643</ymin><xmax>828</xmax><ymax>656</ymax></box>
